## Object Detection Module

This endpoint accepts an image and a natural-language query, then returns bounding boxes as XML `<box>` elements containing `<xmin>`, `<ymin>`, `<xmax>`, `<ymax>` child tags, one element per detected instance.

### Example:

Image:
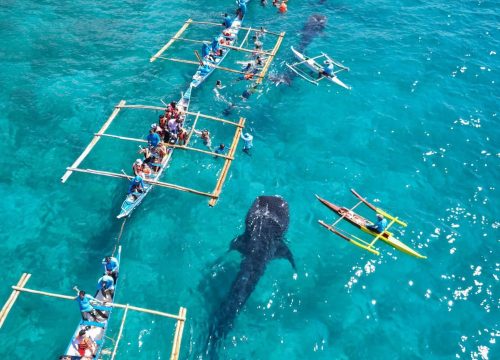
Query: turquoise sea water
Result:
<box><xmin>0</xmin><ymin>0</ymin><xmax>498</xmax><ymax>359</ymax></box>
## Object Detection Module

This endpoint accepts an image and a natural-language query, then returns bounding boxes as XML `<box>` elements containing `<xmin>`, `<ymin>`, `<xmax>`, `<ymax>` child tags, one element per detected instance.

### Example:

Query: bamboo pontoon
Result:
<box><xmin>0</xmin><ymin>273</ymin><xmax>188</xmax><ymax>359</ymax></box>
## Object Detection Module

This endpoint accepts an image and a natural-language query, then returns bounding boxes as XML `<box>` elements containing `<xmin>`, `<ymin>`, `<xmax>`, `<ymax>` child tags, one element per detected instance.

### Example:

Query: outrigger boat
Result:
<box><xmin>63</xmin><ymin>246</ymin><xmax>122</xmax><ymax>358</ymax></box>
<box><xmin>0</xmin><ymin>250</ymin><xmax>188</xmax><ymax>359</ymax></box>
<box><xmin>117</xmin><ymin>88</ymin><xmax>192</xmax><ymax>219</ymax></box>
<box><xmin>316</xmin><ymin>189</ymin><xmax>426</xmax><ymax>259</ymax></box>
<box><xmin>286</xmin><ymin>46</ymin><xmax>351</xmax><ymax>89</ymax></box>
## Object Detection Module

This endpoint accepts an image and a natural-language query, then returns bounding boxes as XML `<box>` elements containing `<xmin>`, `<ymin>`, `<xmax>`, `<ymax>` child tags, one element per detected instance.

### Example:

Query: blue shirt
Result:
<box><xmin>76</xmin><ymin>294</ymin><xmax>96</xmax><ymax>312</ymax></box>
<box><xmin>128</xmin><ymin>177</ymin><xmax>144</xmax><ymax>194</ymax></box>
<box><xmin>103</xmin><ymin>257</ymin><xmax>119</xmax><ymax>272</ymax></box>
<box><xmin>147</xmin><ymin>132</ymin><xmax>161</xmax><ymax>147</ymax></box>
<box><xmin>211</xmin><ymin>38</ymin><xmax>220</xmax><ymax>53</ymax></box>
<box><xmin>202</xmin><ymin>43</ymin><xmax>210</xmax><ymax>58</ymax></box>
<box><xmin>223</xmin><ymin>16</ymin><xmax>233</xmax><ymax>28</ymax></box>
<box><xmin>374</xmin><ymin>218</ymin><xmax>388</xmax><ymax>232</ymax></box>
<box><xmin>97</xmin><ymin>275</ymin><xmax>115</xmax><ymax>290</ymax></box>
<box><xmin>215</xmin><ymin>147</ymin><xmax>226</xmax><ymax>155</ymax></box>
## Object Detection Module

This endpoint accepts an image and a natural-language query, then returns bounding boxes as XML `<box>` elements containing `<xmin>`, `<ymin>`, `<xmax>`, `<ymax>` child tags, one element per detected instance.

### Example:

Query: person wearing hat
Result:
<box><xmin>318</xmin><ymin>59</ymin><xmax>334</xmax><ymax>78</ymax></box>
<box><xmin>132</xmin><ymin>159</ymin><xmax>143</xmax><ymax>177</ymax></box>
<box><xmin>366</xmin><ymin>214</ymin><xmax>388</xmax><ymax>233</ymax></box>
<box><xmin>241</xmin><ymin>132</ymin><xmax>253</xmax><ymax>155</ymax></box>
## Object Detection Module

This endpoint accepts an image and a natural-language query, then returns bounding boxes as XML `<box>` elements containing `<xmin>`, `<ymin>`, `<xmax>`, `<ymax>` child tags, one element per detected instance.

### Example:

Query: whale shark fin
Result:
<box><xmin>229</xmin><ymin>235</ymin><xmax>248</xmax><ymax>255</ymax></box>
<box><xmin>275</xmin><ymin>241</ymin><xmax>296</xmax><ymax>270</ymax></box>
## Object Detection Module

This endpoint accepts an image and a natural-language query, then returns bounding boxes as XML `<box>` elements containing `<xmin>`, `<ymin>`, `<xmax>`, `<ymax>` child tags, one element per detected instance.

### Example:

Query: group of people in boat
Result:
<box><xmin>63</xmin><ymin>255</ymin><xmax>119</xmax><ymax>359</ymax></box>
<box><xmin>127</xmin><ymin>101</ymin><xmax>190</xmax><ymax>200</ymax></box>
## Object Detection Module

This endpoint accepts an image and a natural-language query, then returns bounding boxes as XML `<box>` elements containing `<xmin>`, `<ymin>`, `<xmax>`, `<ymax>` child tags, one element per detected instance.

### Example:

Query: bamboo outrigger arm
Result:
<box><xmin>61</xmin><ymin>100</ymin><xmax>126</xmax><ymax>183</ymax></box>
<box><xmin>150</xmin><ymin>19</ymin><xmax>193</xmax><ymax>62</ymax></box>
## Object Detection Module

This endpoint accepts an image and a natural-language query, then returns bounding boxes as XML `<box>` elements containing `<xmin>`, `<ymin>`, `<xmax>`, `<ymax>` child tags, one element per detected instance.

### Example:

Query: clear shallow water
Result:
<box><xmin>0</xmin><ymin>0</ymin><xmax>498</xmax><ymax>359</ymax></box>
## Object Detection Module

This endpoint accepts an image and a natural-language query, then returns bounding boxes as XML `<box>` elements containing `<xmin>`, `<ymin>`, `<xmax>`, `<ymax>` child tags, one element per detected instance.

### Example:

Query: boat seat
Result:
<box><xmin>81</xmin><ymin>320</ymin><xmax>106</xmax><ymax>328</ymax></box>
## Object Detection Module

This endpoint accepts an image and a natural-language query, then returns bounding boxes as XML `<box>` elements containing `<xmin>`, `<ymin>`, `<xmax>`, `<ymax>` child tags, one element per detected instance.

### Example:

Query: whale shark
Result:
<box><xmin>205</xmin><ymin>195</ymin><xmax>295</xmax><ymax>357</ymax></box>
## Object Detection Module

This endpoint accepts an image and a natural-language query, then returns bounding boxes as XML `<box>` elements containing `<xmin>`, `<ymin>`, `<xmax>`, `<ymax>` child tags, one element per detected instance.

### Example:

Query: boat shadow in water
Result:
<box><xmin>203</xmin><ymin>195</ymin><xmax>296</xmax><ymax>359</ymax></box>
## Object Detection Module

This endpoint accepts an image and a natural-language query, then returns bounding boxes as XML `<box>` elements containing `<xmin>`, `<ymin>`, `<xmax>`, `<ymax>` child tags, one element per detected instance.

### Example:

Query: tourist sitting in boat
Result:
<box><xmin>128</xmin><ymin>175</ymin><xmax>145</xmax><ymax>199</ymax></box>
<box><xmin>222</xmin><ymin>13</ymin><xmax>233</xmax><ymax>28</ymax></box>
<box><xmin>72</xmin><ymin>329</ymin><xmax>96</xmax><ymax>358</ymax></box>
<box><xmin>75</xmin><ymin>289</ymin><xmax>108</xmax><ymax>321</ymax></box>
<box><xmin>151</xmin><ymin>122</ymin><xmax>163</xmax><ymax>137</ymax></box>
<box><xmin>167</xmin><ymin>117</ymin><xmax>178</xmax><ymax>134</ymax></box>
<box><xmin>366</xmin><ymin>214</ymin><xmax>388</xmax><ymax>233</ymax></box>
<box><xmin>96</xmin><ymin>273</ymin><xmax>115</xmax><ymax>300</ymax></box>
<box><xmin>223</xmin><ymin>30</ymin><xmax>235</xmax><ymax>41</ymax></box>
<box><xmin>141</xmin><ymin>162</ymin><xmax>152</xmax><ymax>178</ymax></box>
<box><xmin>237</xmin><ymin>0</ymin><xmax>247</xmax><ymax>19</ymax></box>
<box><xmin>147</xmin><ymin>128</ymin><xmax>161</xmax><ymax>148</ymax></box>
<box><xmin>318</xmin><ymin>60</ymin><xmax>334</xmax><ymax>78</ymax></box>
<box><xmin>103</xmin><ymin>255</ymin><xmax>119</xmax><ymax>282</ymax></box>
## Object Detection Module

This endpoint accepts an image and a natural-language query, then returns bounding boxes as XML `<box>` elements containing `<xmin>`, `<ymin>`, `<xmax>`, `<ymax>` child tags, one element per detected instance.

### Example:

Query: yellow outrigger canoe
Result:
<box><xmin>316</xmin><ymin>189</ymin><xmax>427</xmax><ymax>259</ymax></box>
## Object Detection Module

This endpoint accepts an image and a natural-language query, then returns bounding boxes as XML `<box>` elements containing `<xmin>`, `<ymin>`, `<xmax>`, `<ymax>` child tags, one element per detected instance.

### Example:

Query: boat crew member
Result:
<box><xmin>128</xmin><ymin>175</ymin><xmax>145</xmax><ymax>198</ymax></box>
<box><xmin>72</xmin><ymin>329</ymin><xmax>96</xmax><ymax>358</ymax></box>
<box><xmin>222</xmin><ymin>13</ymin><xmax>233</xmax><ymax>28</ymax></box>
<box><xmin>211</xmin><ymin>37</ymin><xmax>221</xmax><ymax>56</ymax></box>
<box><xmin>214</xmin><ymin>144</ymin><xmax>226</xmax><ymax>156</ymax></box>
<box><xmin>319</xmin><ymin>60</ymin><xmax>334</xmax><ymax>78</ymax></box>
<box><xmin>366</xmin><ymin>214</ymin><xmax>388</xmax><ymax>233</ymax></box>
<box><xmin>75</xmin><ymin>290</ymin><xmax>108</xmax><ymax>321</ymax></box>
<box><xmin>103</xmin><ymin>255</ymin><xmax>119</xmax><ymax>281</ymax></box>
<box><xmin>237</xmin><ymin>0</ymin><xmax>247</xmax><ymax>19</ymax></box>
<box><xmin>241</xmin><ymin>132</ymin><xmax>253</xmax><ymax>155</ymax></box>
<box><xmin>147</xmin><ymin>128</ymin><xmax>161</xmax><ymax>148</ymax></box>
<box><xmin>201</xmin><ymin>42</ymin><xmax>211</xmax><ymax>59</ymax></box>
<box><xmin>96</xmin><ymin>274</ymin><xmax>115</xmax><ymax>300</ymax></box>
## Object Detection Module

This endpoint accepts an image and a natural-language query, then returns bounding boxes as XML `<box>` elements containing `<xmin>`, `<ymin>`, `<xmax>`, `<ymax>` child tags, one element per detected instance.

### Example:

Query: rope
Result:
<box><xmin>112</xmin><ymin>218</ymin><xmax>128</xmax><ymax>256</ymax></box>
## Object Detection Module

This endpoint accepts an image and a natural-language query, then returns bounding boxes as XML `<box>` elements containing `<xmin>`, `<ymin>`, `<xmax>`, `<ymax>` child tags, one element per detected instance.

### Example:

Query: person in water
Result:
<box><xmin>241</xmin><ymin>132</ymin><xmax>253</xmax><ymax>155</ymax></box>
<box><xmin>366</xmin><ymin>214</ymin><xmax>388</xmax><ymax>233</ymax></box>
<box><xmin>214</xmin><ymin>144</ymin><xmax>226</xmax><ymax>156</ymax></box>
<box><xmin>319</xmin><ymin>60</ymin><xmax>334</xmax><ymax>78</ymax></box>
<box><xmin>74</xmin><ymin>289</ymin><xmax>108</xmax><ymax>322</ymax></box>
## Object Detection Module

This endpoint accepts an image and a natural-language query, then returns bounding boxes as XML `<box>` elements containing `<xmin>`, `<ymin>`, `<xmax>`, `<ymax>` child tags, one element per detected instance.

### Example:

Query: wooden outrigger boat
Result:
<box><xmin>286</xmin><ymin>46</ymin><xmax>351</xmax><ymax>89</ymax></box>
<box><xmin>150</xmin><ymin>17</ymin><xmax>285</xmax><ymax>88</ymax></box>
<box><xmin>0</xmin><ymin>250</ymin><xmax>188</xmax><ymax>359</ymax></box>
<box><xmin>316</xmin><ymin>189</ymin><xmax>426</xmax><ymax>259</ymax></box>
<box><xmin>63</xmin><ymin>246</ymin><xmax>122</xmax><ymax>358</ymax></box>
<box><xmin>116</xmin><ymin>87</ymin><xmax>192</xmax><ymax>219</ymax></box>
